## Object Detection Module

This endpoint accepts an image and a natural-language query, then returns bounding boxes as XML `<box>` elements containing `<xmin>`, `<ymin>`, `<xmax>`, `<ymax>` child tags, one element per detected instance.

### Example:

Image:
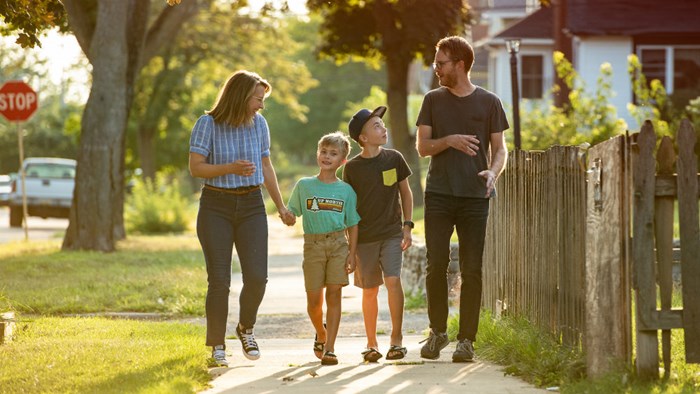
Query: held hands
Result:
<box><xmin>231</xmin><ymin>160</ymin><xmax>256</xmax><ymax>177</ymax></box>
<box><xmin>278</xmin><ymin>207</ymin><xmax>296</xmax><ymax>226</ymax></box>
<box><xmin>448</xmin><ymin>134</ymin><xmax>480</xmax><ymax>156</ymax></box>
<box><xmin>345</xmin><ymin>254</ymin><xmax>356</xmax><ymax>274</ymax></box>
<box><xmin>478</xmin><ymin>169</ymin><xmax>497</xmax><ymax>197</ymax></box>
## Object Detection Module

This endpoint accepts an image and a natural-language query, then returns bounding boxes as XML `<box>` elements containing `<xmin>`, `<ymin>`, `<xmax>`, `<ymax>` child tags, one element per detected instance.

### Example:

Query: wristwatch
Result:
<box><xmin>403</xmin><ymin>220</ymin><xmax>414</xmax><ymax>229</ymax></box>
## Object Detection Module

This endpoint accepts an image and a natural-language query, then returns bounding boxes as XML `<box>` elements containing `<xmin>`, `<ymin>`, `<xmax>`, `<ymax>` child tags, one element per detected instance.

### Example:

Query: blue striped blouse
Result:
<box><xmin>189</xmin><ymin>114</ymin><xmax>270</xmax><ymax>188</ymax></box>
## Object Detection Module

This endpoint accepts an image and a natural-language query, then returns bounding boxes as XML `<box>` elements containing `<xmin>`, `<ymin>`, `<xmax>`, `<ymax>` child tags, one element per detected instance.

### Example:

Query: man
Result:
<box><xmin>415</xmin><ymin>35</ymin><xmax>509</xmax><ymax>362</ymax></box>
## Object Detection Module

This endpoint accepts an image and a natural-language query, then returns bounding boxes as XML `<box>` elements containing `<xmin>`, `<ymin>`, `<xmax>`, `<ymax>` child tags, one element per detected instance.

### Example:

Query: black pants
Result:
<box><xmin>196</xmin><ymin>188</ymin><xmax>268</xmax><ymax>347</ymax></box>
<box><xmin>424</xmin><ymin>192</ymin><xmax>489</xmax><ymax>342</ymax></box>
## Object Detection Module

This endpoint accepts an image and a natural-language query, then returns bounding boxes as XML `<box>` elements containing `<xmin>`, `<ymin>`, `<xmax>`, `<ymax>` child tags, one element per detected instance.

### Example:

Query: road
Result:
<box><xmin>0</xmin><ymin>207</ymin><xmax>68</xmax><ymax>243</ymax></box>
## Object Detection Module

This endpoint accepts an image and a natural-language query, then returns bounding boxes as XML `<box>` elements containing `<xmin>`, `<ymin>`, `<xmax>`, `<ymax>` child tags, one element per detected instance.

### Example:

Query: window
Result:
<box><xmin>24</xmin><ymin>163</ymin><xmax>76</xmax><ymax>179</ymax></box>
<box><xmin>521</xmin><ymin>55</ymin><xmax>544</xmax><ymax>99</ymax></box>
<box><xmin>639</xmin><ymin>46</ymin><xmax>700</xmax><ymax>94</ymax></box>
<box><xmin>674</xmin><ymin>48</ymin><xmax>700</xmax><ymax>92</ymax></box>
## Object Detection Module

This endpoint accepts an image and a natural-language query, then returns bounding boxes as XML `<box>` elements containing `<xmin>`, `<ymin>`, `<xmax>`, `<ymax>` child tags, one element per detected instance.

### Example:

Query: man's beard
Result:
<box><xmin>438</xmin><ymin>74</ymin><xmax>454</xmax><ymax>88</ymax></box>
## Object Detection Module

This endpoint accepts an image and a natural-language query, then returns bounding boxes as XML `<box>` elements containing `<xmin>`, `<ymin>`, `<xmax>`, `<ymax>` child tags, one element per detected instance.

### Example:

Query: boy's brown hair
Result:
<box><xmin>318</xmin><ymin>131</ymin><xmax>351</xmax><ymax>159</ymax></box>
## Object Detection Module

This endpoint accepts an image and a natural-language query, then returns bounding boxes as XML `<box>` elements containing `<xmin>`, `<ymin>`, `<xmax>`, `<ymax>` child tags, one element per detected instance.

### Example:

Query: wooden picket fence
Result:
<box><xmin>481</xmin><ymin>119</ymin><xmax>700</xmax><ymax>379</ymax></box>
<box><xmin>482</xmin><ymin>146</ymin><xmax>587</xmax><ymax>347</ymax></box>
<box><xmin>633</xmin><ymin>120</ymin><xmax>700</xmax><ymax>379</ymax></box>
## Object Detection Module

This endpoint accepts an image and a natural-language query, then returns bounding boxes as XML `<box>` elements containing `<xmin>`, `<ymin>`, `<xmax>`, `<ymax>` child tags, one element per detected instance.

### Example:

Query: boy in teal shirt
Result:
<box><xmin>287</xmin><ymin>131</ymin><xmax>361</xmax><ymax>366</ymax></box>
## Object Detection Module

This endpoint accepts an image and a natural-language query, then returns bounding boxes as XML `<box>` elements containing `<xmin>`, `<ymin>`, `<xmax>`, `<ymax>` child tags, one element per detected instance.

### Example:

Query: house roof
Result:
<box><xmin>493</xmin><ymin>0</ymin><xmax>700</xmax><ymax>40</ymax></box>
<box><xmin>494</xmin><ymin>6</ymin><xmax>553</xmax><ymax>40</ymax></box>
<box><xmin>568</xmin><ymin>0</ymin><xmax>700</xmax><ymax>35</ymax></box>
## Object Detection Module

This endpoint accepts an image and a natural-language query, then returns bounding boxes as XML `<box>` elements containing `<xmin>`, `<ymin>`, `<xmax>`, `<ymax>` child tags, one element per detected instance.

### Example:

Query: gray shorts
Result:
<box><xmin>354</xmin><ymin>235</ymin><xmax>403</xmax><ymax>289</ymax></box>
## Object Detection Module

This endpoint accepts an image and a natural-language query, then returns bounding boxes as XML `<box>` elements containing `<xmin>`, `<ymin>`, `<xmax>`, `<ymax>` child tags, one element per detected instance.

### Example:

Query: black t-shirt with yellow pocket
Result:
<box><xmin>343</xmin><ymin>148</ymin><xmax>411</xmax><ymax>244</ymax></box>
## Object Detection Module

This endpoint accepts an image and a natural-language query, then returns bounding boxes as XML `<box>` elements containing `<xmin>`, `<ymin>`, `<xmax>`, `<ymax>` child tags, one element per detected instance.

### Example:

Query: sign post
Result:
<box><xmin>0</xmin><ymin>80</ymin><xmax>39</xmax><ymax>240</ymax></box>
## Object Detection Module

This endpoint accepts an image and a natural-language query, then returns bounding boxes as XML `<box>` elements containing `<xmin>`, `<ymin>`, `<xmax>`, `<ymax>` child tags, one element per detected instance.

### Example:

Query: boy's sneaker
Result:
<box><xmin>452</xmin><ymin>339</ymin><xmax>475</xmax><ymax>362</ymax></box>
<box><xmin>211</xmin><ymin>345</ymin><xmax>229</xmax><ymax>367</ymax></box>
<box><xmin>236</xmin><ymin>324</ymin><xmax>260</xmax><ymax>360</ymax></box>
<box><xmin>419</xmin><ymin>329</ymin><xmax>449</xmax><ymax>360</ymax></box>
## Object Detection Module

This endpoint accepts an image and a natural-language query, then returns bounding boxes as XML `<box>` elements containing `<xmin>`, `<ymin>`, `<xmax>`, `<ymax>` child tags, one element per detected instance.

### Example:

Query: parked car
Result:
<box><xmin>0</xmin><ymin>174</ymin><xmax>12</xmax><ymax>206</ymax></box>
<box><xmin>8</xmin><ymin>157</ymin><xmax>76</xmax><ymax>227</ymax></box>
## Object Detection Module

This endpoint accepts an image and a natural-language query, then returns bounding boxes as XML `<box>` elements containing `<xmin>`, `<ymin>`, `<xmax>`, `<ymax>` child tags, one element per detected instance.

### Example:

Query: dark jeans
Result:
<box><xmin>197</xmin><ymin>187</ymin><xmax>268</xmax><ymax>347</ymax></box>
<box><xmin>424</xmin><ymin>192</ymin><xmax>489</xmax><ymax>342</ymax></box>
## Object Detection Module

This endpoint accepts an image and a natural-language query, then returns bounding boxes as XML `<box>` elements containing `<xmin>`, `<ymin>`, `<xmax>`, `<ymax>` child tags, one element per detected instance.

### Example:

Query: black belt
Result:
<box><xmin>203</xmin><ymin>184</ymin><xmax>261</xmax><ymax>195</ymax></box>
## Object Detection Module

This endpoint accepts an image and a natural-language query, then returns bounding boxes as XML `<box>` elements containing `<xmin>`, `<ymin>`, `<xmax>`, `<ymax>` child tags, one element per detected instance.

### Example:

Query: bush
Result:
<box><xmin>520</xmin><ymin>52</ymin><xmax>627</xmax><ymax>150</ymax></box>
<box><xmin>126</xmin><ymin>173</ymin><xmax>191</xmax><ymax>234</ymax></box>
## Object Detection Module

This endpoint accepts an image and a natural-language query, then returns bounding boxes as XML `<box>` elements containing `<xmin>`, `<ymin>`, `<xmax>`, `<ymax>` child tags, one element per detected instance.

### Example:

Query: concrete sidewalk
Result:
<box><xmin>203</xmin><ymin>336</ymin><xmax>546</xmax><ymax>394</ymax></box>
<box><xmin>203</xmin><ymin>218</ymin><xmax>547</xmax><ymax>393</ymax></box>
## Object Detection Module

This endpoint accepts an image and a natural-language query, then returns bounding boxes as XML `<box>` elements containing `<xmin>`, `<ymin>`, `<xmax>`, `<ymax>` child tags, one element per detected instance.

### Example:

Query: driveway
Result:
<box><xmin>0</xmin><ymin>207</ymin><xmax>68</xmax><ymax>244</ymax></box>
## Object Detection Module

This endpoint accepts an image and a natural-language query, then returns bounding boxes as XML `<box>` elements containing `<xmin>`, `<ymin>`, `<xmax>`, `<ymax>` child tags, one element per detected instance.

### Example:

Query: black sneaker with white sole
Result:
<box><xmin>236</xmin><ymin>324</ymin><xmax>260</xmax><ymax>360</ymax></box>
<box><xmin>452</xmin><ymin>339</ymin><xmax>475</xmax><ymax>362</ymax></box>
<box><xmin>210</xmin><ymin>345</ymin><xmax>229</xmax><ymax>367</ymax></box>
<box><xmin>419</xmin><ymin>329</ymin><xmax>450</xmax><ymax>360</ymax></box>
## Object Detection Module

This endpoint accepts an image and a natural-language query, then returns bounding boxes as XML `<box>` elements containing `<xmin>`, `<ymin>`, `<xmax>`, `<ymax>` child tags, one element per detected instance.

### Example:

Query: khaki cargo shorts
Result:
<box><xmin>302</xmin><ymin>230</ymin><xmax>349</xmax><ymax>291</ymax></box>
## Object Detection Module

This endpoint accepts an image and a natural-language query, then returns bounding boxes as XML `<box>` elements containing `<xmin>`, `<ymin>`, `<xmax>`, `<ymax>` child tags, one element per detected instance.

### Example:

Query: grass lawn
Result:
<box><xmin>0</xmin><ymin>236</ymin><xmax>224</xmax><ymax>393</ymax></box>
<box><xmin>0</xmin><ymin>235</ymin><xmax>222</xmax><ymax>316</ymax></box>
<box><xmin>471</xmin><ymin>293</ymin><xmax>700</xmax><ymax>393</ymax></box>
<box><xmin>0</xmin><ymin>317</ymin><xmax>210</xmax><ymax>393</ymax></box>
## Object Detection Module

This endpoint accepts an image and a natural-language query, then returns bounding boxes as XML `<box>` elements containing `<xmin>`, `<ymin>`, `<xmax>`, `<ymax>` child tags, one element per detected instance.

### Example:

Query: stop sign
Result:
<box><xmin>0</xmin><ymin>81</ymin><xmax>38</xmax><ymax>122</ymax></box>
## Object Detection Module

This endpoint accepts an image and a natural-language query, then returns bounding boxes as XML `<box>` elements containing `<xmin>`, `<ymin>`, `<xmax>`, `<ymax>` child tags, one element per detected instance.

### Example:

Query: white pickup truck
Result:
<box><xmin>8</xmin><ymin>157</ymin><xmax>76</xmax><ymax>227</ymax></box>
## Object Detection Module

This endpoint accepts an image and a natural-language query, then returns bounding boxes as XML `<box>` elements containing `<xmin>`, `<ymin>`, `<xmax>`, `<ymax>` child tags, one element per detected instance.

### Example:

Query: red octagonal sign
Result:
<box><xmin>0</xmin><ymin>80</ymin><xmax>38</xmax><ymax>122</ymax></box>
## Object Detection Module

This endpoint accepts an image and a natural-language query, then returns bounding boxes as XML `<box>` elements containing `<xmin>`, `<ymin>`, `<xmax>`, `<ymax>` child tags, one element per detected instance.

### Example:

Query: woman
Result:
<box><xmin>189</xmin><ymin>70</ymin><xmax>293</xmax><ymax>367</ymax></box>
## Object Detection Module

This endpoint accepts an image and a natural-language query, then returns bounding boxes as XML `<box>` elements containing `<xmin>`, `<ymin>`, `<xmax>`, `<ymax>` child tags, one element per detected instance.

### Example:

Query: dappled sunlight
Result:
<box><xmin>205</xmin><ymin>349</ymin><xmax>538</xmax><ymax>394</ymax></box>
<box><xmin>117</xmin><ymin>234</ymin><xmax>200</xmax><ymax>252</ymax></box>
<box><xmin>450</xmin><ymin>362</ymin><xmax>485</xmax><ymax>382</ymax></box>
<box><xmin>0</xmin><ymin>240</ymin><xmax>61</xmax><ymax>259</ymax></box>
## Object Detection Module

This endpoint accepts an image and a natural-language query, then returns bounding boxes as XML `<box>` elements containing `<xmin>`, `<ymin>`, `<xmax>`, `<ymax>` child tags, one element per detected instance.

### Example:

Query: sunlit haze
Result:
<box><xmin>20</xmin><ymin>0</ymin><xmax>308</xmax><ymax>103</ymax></box>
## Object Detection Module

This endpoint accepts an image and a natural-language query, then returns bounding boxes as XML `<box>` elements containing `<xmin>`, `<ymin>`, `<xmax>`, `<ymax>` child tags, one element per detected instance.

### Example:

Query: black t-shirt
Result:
<box><xmin>342</xmin><ymin>148</ymin><xmax>412</xmax><ymax>243</ymax></box>
<box><xmin>416</xmin><ymin>86</ymin><xmax>509</xmax><ymax>198</ymax></box>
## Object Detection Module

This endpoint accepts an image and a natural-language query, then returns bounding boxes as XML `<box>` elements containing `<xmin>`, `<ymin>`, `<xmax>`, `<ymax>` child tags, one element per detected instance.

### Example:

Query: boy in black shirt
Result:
<box><xmin>343</xmin><ymin>106</ymin><xmax>414</xmax><ymax>361</ymax></box>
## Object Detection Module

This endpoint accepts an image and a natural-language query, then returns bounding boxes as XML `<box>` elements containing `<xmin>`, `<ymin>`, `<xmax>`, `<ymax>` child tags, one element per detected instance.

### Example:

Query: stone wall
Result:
<box><xmin>401</xmin><ymin>241</ymin><xmax>462</xmax><ymax>302</ymax></box>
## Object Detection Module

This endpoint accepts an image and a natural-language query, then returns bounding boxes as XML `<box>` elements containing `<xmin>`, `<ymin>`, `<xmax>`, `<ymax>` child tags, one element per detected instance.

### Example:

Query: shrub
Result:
<box><xmin>520</xmin><ymin>52</ymin><xmax>627</xmax><ymax>150</ymax></box>
<box><xmin>125</xmin><ymin>172</ymin><xmax>191</xmax><ymax>234</ymax></box>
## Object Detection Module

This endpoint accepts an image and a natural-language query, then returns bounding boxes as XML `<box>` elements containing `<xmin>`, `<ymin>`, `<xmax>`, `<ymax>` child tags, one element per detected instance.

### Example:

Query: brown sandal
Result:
<box><xmin>361</xmin><ymin>348</ymin><xmax>383</xmax><ymax>362</ymax></box>
<box><xmin>321</xmin><ymin>351</ymin><xmax>338</xmax><ymax>365</ymax></box>
<box><xmin>313</xmin><ymin>335</ymin><xmax>325</xmax><ymax>359</ymax></box>
<box><xmin>313</xmin><ymin>323</ymin><xmax>326</xmax><ymax>359</ymax></box>
<box><xmin>386</xmin><ymin>345</ymin><xmax>407</xmax><ymax>360</ymax></box>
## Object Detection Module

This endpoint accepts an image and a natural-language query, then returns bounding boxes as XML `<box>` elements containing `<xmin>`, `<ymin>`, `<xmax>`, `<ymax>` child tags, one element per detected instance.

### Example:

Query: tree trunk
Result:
<box><xmin>63</xmin><ymin>0</ymin><xmax>129</xmax><ymax>251</ymax></box>
<box><xmin>385</xmin><ymin>55</ymin><xmax>424</xmax><ymax>206</ymax></box>
<box><xmin>61</xmin><ymin>0</ymin><xmax>200</xmax><ymax>250</ymax></box>
<box><xmin>553</xmin><ymin>0</ymin><xmax>572</xmax><ymax>109</ymax></box>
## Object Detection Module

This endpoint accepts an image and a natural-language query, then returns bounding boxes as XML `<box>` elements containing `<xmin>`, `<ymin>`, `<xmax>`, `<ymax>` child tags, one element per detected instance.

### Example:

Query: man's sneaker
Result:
<box><xmin>419</xmin><ymin>329</ymin><xmax>450</xmax><ymax>360</ymax></box>
<box><xmin>452</xmin><ymin>339</ymin><xmax>475</xmax><ymax>362</ymax></box>
<box><xmin>236</xmin><ymin>324</ymin><xmax>260</xmax><ymax>360</ymax></box>
<box><xmin>211</xmin><ymin>345</ymin><xmax>229</xmax><ymax>367</ymax></box>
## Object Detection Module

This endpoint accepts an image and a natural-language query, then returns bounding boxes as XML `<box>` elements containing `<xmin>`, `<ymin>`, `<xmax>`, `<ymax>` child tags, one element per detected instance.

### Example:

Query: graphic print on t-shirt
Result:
<box><xmin>306</xmin><ymin>196</ymin><xmax>345</xmax><ymax>213</ymax></box>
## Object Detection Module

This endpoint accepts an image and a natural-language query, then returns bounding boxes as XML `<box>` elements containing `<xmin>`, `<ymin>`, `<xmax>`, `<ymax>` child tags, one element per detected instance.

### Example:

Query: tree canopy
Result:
<box><xmin>0</xmin><ymin>0</ymin><xmax>319</xmax><ymax>251</ymax></box>
<box><xmin>306</xmin><ymin>0</ymin><xmax>472</xmax><ymax>205</ymax></box>
<box><xmin>0</xmin><ymin>0</ymin><xmax>68</xmax><ymax>47</ymax></box>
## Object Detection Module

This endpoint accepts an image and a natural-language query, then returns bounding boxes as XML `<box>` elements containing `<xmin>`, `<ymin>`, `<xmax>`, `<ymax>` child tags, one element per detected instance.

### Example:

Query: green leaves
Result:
<box><xmin>0</xmin><ymin>0</ymin><xmax>68</xmax><ymax>48</ymax></box>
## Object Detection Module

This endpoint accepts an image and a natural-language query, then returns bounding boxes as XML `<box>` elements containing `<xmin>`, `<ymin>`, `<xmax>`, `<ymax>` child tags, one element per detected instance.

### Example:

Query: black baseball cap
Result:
<box><xmin>348</xmin><ymin>106</ymin><xmax>387</xmax><ymax>142</ymax></box>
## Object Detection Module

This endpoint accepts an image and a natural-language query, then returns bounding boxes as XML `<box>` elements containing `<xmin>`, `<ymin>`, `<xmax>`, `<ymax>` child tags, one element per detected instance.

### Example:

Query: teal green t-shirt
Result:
<box><xmin>287</xmin><ymin>176</ymin><xmax>361</xmax><ymax>235</ymax></box>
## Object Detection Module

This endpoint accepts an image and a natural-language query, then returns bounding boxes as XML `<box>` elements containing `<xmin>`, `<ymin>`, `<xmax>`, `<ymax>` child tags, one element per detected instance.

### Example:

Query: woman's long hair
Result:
<box><xmin>206</xmin><ymin>70</ymin><xmax>271</xmax><ymax>127</ymax></box>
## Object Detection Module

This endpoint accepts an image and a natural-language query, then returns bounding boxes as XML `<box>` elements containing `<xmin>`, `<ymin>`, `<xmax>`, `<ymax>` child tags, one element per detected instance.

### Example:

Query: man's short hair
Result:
<box><xmin>436</xmin><ymin>36</ymin><xmax>474</xmax><ymax>74</ymax></box>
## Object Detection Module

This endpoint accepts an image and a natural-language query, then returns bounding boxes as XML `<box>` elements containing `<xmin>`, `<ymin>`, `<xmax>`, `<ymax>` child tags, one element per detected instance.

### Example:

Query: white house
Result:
<box><xmin>478</xmin><ymin>0</ymin><xmax>700</xmax><ymax>131</ymax></box>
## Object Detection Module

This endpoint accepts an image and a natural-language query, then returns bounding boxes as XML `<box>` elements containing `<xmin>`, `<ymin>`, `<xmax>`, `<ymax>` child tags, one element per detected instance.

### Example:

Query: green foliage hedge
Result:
<box><xmin>126</xmin><ymin>173</ymin><xmax>191</xmax><ymax>234</ymax></box>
